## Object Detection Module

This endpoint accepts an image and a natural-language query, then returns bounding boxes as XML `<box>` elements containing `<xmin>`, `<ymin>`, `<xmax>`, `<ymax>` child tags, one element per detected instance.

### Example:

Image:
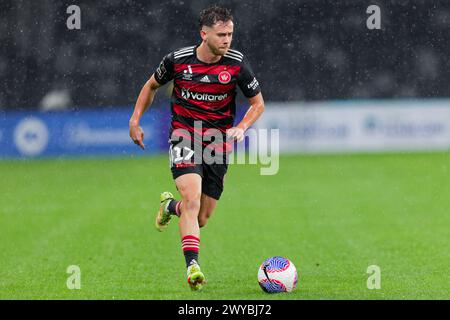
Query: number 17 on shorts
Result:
<box><xmin>169</xmin><ymin>144</ymin><xmax>196</xmax><ymax>168</ymax></box>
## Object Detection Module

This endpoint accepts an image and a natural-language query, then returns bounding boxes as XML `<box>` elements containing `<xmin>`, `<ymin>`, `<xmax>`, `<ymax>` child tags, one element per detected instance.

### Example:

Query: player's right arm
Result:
<box><xmin>129</xmin><ymin>52</ymin><xmax>175</xmax><ymax>149</ymax></box>
<box><xmin>129</xmin><ymin>75</ymin><xmax>162</xmax><ymax>149</ymax></box>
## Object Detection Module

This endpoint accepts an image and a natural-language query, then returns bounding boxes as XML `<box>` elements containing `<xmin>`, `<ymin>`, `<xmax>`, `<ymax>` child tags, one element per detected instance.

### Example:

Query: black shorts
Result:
<box><xmin>169</xmin><ymin>142</ymin><xmax>228</xmax><ymax>200</ymax></box>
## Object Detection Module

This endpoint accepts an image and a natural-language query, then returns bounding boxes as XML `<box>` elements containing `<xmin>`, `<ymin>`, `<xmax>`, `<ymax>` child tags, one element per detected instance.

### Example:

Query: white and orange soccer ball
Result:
<box><xmin>257</xmin><ymin>256</ymin><xmax>298</xmax><ymax>293</ymax></box>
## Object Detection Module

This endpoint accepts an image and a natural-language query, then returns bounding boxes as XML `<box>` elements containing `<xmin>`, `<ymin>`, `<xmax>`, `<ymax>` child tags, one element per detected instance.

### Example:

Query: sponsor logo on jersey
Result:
<box><xmin>218</xmin><ymin>71</ymin><xmax>231</xmax><ymax>84</ymax></box>
<box><xmin>199</xmin><ymin>75</ymin><xmax>211</xmax><ymax>83</ymax></box>
<box><xmin>181</xmin><ymin>88</ymin><xmax>228</xmax><ymax>102</ymax></box>
<box><xmin>156</xmin><ymin>61</ymin><xmax>167</xmax><ymax>79</ymax></box>
<box><xmin>247</xmin><ymin>77</ymin><xmax>259</xmax><ymax>90</ymax></box>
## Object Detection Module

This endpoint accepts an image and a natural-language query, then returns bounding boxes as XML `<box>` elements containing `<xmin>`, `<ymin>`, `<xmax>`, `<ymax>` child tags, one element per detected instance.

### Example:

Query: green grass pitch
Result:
<box><xmin>0</xmin><ymin>152</ymin><xmax>449</xmax><ymax>299</ymax></box>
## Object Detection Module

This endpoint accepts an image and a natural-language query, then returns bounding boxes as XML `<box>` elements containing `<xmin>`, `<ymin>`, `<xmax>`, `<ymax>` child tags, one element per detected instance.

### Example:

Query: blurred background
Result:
<box><xmin>1</xmin><ymin>1</ymin><xmax>450</xmax><ymax>300</ymax></box>
<box><xmin>2</xmin><ymin>0</ymin><xmax>450</xmax><ymax>157</ymax></box>
<box><xmin>2</xmin><ymin>0</ymin><xmax>450</xmax><ymax>109</ymax></box>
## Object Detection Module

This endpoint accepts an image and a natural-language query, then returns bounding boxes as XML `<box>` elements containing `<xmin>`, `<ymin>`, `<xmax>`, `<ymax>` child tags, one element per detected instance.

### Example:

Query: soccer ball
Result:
<box><xmin>257</xmin><ymin>256</ymin><xmax>298</xmax><ymax>293</ymax></box>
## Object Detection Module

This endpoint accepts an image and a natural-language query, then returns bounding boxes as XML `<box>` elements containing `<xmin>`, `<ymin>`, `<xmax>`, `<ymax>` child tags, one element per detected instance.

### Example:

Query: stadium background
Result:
<box><xmin>0</xmin><ymin>0</ymin><xmax>449</xmax><ymax>299</ymax></box>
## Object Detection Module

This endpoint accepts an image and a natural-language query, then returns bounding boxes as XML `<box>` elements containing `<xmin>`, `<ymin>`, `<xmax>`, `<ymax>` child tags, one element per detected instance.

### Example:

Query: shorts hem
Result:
<box><xmin>202</xmin><ymin>189</ymin><xmax>222</xmax><ymax>201</ymax></box>
<box><xmin>171</xmin><ymin>166</ymin><xmax>203</xmax><ymax>180</ymax></box>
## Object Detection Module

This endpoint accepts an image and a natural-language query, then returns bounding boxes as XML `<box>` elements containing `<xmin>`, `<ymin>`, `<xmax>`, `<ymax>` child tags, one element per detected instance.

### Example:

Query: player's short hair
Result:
<box><xmin>199</xmin><ymin>5</ymin><xmax>233</xmax><ymax>29</ymax></box>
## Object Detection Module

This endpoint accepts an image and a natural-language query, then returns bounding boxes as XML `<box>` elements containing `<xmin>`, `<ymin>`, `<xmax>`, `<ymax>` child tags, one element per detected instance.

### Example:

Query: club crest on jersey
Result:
<box><xmin>218</xmin><ymin>71</ymin><xmax>231</xmax><ymax>84</ymax></box>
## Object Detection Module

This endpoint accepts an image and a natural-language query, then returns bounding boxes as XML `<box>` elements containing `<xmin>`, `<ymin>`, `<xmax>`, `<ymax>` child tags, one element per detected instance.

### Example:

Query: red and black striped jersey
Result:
<box><xmin>154</xmin><ymin>44</ymin><xmax>261</xmax><ymax>151</ymax></box>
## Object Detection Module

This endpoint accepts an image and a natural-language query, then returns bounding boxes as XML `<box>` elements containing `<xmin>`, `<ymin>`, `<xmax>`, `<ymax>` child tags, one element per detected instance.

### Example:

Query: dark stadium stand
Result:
<box><xmin>1</xmin><ymin>0</ymin><xmax>450</xmax><ymax>109</ymax></box>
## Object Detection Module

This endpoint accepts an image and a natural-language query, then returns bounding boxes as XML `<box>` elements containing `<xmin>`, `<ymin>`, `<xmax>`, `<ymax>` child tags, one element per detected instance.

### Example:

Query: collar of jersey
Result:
<box><xmin>194</xmin><ymin>44</ymin><xmax>224</xmax><ymax>66</ymax></box>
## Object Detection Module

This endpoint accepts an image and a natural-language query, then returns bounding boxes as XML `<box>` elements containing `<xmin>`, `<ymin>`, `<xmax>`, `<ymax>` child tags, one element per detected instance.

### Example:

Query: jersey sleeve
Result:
<box><xmin>154</xmin><ymin>52</ymin><xmax>175</xmax><ymax>85</ymax></box>
<box><xmin>236</xmin><ymin>57</ymin><xmax>261</xmax><ymax>98</ymax></box>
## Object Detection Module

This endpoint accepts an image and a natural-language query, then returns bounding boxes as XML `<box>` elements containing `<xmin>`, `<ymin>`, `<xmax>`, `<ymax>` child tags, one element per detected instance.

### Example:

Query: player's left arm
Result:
<box><xmin>228</xmin><ymin>93</ymin><xmax>265</xmax><ymax>142</ymax></box>
<box><xmin>228</xmin><ymin>56</ymin><xmax>264</xmax><ymax>142</ymax></box>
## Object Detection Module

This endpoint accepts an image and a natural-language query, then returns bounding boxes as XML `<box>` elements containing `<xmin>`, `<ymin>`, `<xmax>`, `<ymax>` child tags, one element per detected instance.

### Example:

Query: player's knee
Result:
<box><xmin>183</xmin><ymin>197</ymin><xmax>201</xmax><ymax>215</ymax></box>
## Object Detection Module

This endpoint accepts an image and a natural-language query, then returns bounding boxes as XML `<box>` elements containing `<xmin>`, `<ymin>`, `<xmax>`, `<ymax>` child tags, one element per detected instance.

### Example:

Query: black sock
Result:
<box><xmin>167</xmin><ymin>199</ymin><xmax>180</xmax><ymax>216</ymax></box>
<box><xmin>182</xmin><ymin>235</ymin><xmax>199</xmax><ymax>267</ymax></box>
<box><xmin>184</xmin><ymin>251</ymin><xmax>199</xmax><ymax>267</ymax></box>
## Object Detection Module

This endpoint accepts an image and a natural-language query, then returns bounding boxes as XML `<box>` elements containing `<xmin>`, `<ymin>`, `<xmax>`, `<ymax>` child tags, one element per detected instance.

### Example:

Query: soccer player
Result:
<box><xmin>129</xmin><ymin>5</ymin><xmax>264</xmax><ymax>291</ymax></box>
